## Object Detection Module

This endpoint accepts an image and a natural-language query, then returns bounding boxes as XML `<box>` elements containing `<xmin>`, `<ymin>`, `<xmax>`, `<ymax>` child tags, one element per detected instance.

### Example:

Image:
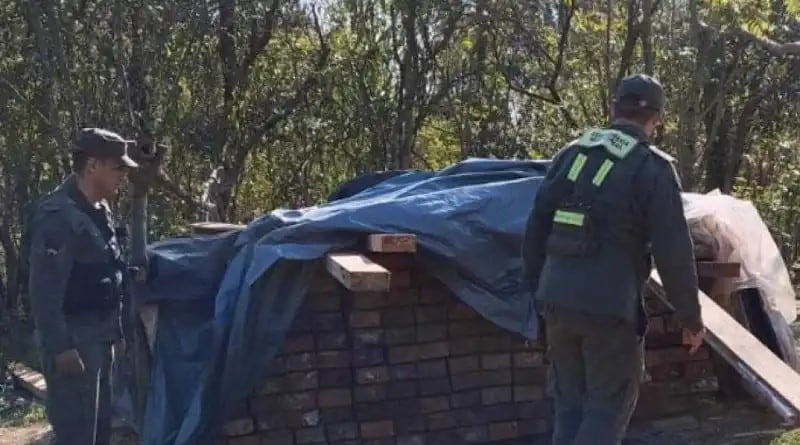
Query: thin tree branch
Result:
<box><xmin>240</xmin><ymin>6</ymin><xmax>331</xmax><ymax>153</ymax></box>
<box><xmin>239</xmin><ymin>0</ymin><xmax>282</xmax><ymax>86</ymax></box>
<box><xmin>0</xmin><ymin>77</ymin><xmax>52</xmax><ymax>126</ymax></box>
<box><xmin>735</xmin><ymin>29</ymin><xmax>800</xmax><ymax>56</ymax></box>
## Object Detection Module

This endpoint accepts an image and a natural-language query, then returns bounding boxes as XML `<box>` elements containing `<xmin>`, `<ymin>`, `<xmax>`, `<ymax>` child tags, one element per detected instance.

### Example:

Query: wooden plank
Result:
<box><xmin>367</xmin><ymin>253</ymin><xmax>416</xmax><ymax>271</ymax></box>
<box><xmin>325</xmin><ymin>252</ymin><xmax>391</xmax><ymax>292</ymax></box>
<box><xmin>189</xmin><ymin>222</ymin><xmax>245</xmax><ymax>235</ymax></box>
<box><xmin>7</xmin><ymin>362</ymin><xmax>46</xmax><ymax>400</ymax></box>
<box><xmin>648</xmin><ymin>271</ymin><xmax>800</xmax><ymax>424</ymax></box>
<box><xmin>139</xmin><ymin>304</ymin><xmax>159</xmax><ymax>351</ymax></box>
<box><xmin>697</xmin><ymin>261</ymin><xmax>741</xmax><ymax>278</ymax></box>
<box><xmin>366</xmin><ymin>233</ymin><xmax>417</xmax><ymax>253</ymax></box>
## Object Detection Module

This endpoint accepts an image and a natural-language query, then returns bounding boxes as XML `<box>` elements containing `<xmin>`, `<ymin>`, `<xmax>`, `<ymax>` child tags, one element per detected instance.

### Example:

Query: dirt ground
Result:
<box><xmin>1</xmin><ymin>385</ymin><xmax>792</xmax><ymax>445</ymax></box>
<box><xmin>0</xmin><ymin>424</ymin><xmax>51</xmax><ymax>445</ymax></box>
<box><xmin>0</xmin><ymin>427</ymin><xmax>138</xmax><ymax>445</ymax></box>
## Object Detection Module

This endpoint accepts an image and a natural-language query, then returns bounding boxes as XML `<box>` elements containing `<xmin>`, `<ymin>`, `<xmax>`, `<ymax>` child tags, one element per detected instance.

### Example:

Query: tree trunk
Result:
<box><xmin>0</xmin><ymin>223</ymin><xmax>19</xmax><ymax>312</ymax></box>
<box><xmin>703</xmin><ymin>110</ymin><xmax>732</xmax><ymax>192</ymax></box>
<box><xmin>642</xmin><ymin>0</ymin><xmax>654</xmax><ymax>75</ymax></box>
<box><xmin>675</xmin><ymin>0</ymin><xmax>710</xmax><ymax>190</ymax></box>
<box><xmin>603</xmin><ymin>0</ymin><xmax>612</xmax><ymax>115</ymax></box>
<box><xmin>24</xmin><ymin>0</ymin><xmax>69</xmax><ymax>176</ymax></box>
<box><xmin>612</xmin><ymin>0</ymin><xmax>641</xmax><ymax>96</ymax></box>
<box><xmin>395</xmin><ymin>2</ymin><xmax>420</xmax><ymax>169</ymax></box>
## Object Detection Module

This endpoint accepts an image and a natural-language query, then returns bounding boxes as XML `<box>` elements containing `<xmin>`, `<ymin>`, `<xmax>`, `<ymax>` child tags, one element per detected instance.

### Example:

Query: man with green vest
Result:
<box><xmin>522</xmin><ymin>74</ymin><xmax>706</xmax><ymax>445</ymax></box>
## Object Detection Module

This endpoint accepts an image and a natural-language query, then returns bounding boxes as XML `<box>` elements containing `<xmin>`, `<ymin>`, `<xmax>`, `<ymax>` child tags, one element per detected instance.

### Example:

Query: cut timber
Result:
<box><xmin>139</xmin><ymin>304</ymin><xmax>159</xmax><ymax>351</ymax></box>
<box><xmin>7</xmin><ymin>362</ymin><xmax>46</xmax><ymax>400</ymax></box>
<box><xmin>326</xmin><ymin>252</ymin><xmax>391</xmax><ymax>292</ymax></box>
<box><xmin>697</xmin><ymin>261</ymin><xmax>741</xmax><ymax>278</ymax></box>
<box><xmin>189</xmin><ymin>222</ymin><xmax>246</xmax><ymax>235</ymax></box>
<box><xmin>366</xmin><ymin>233</ymin><xmax>417</xmax><ymax>253</ymax></box>
<box><xmin>649</xmin><ymin>271</ymin><xmax>800</xmax><ymax>424</ymax></box>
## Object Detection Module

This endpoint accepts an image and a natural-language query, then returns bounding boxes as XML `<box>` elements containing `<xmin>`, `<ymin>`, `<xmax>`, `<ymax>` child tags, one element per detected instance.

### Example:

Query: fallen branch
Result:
<box><xmin>735</xmin><ymin>29</ymin><xmax>800</xmax><ymax>56</ymax></box>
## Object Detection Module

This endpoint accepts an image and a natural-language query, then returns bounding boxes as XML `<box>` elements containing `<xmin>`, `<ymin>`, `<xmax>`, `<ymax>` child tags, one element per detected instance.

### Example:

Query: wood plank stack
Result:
<box><xmin>213</xmin><ymin>232</ymin><xmax>727</xmax><ymax>444</ymax></box>
<box><xmin>6</xmin><ymin>361</ymin><xmax>47</xmax><ymax>400</ymax></box>
<box><xmin>636</xmin><ymin>288</ymin><xmax>717</xmax><ymax>420</ymax></box>
<box><xmin>218</xmin><ymin>235</ymin><xmax>552</xmax><ymax>444</ymax></box>
<box><xmin>649</xmin><ymin>272</ymin><xmax>800</xmax><ymax>425</ymax></box>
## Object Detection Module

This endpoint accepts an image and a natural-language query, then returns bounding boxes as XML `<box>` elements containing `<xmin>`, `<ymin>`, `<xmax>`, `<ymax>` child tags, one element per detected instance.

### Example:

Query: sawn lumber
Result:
<box><xmin>648</xmin><ymin>271</ymin><xmax>800</xmax><ymax>424</ymax></box>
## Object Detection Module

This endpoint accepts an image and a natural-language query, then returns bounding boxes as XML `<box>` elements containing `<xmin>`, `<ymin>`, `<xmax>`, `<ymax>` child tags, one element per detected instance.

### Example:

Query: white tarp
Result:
<box><xmin>683</xmin><ymin>190</ymin><xmax>798</xmax><ymax>369</ymax></box>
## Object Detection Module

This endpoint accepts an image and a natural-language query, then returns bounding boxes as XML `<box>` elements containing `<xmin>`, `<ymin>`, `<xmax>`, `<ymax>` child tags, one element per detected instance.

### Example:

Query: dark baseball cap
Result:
<box><xmin>71</xmin><ymin>127</ymin><xmax>139</xmax><ymax>168</ymax></box>
<box><xmin>614</xmin><ymin>74</ymin><xmax>665</xmax><ymax>111</ymax></box>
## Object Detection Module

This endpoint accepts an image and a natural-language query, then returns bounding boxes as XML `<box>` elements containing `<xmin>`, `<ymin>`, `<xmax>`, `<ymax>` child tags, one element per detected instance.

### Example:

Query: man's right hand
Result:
<box><xmin>682</xmin><ymin>327</ymin><xmax>706</xmax><ymax>355</ymax></box>
<box><xmin>54</xmin><ymin>349</ymin><xmax>85</xmax><ymax>375</ymax></box>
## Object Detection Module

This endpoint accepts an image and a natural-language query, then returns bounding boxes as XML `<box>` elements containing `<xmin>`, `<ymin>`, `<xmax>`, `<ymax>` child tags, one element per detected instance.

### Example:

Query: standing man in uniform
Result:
<box><xmin>522</xmin><ymin>74</ymin><xmax>706</xmax><ymax>445</ymax></box>
<box><xmin>27</xmin><ymin>128</ymin><xmax>138</xmax><ymax>445</ymax></box>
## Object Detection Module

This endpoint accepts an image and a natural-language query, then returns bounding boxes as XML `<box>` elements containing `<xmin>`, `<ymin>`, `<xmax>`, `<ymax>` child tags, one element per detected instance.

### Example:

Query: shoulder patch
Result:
<box><xmin>30</xmin><ymin>192</ymin><xmax>90</xmax><ymax>242</ymax></box>
<box><xmin>576</xmin><ymin>128</ymin><xmax>640</xmax><ymax>159</ymax></box>
<box><xmin>648</xmin><ymin>145</ymin><xmax>676</xmax><ymax>163</ymax></box>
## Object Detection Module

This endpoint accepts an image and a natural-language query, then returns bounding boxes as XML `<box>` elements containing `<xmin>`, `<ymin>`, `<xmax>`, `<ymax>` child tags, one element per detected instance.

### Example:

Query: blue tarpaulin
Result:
<box><xmin>137</xmin><ymin>158</ymin><xmax>552</xmax><ymax>444</ymax></box>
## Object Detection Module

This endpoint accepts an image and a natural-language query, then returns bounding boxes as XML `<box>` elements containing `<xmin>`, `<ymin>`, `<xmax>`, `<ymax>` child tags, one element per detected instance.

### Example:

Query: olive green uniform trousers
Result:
<box><xmin>542</xmin><ymin>304</ymin><xmax>644</xmax><ymax>445</ymax></box>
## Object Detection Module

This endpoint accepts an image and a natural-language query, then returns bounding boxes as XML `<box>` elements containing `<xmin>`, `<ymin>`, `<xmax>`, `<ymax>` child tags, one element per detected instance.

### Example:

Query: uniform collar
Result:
<box><xmin>64</xmin><ymin>174</ymin><xmax>103</xmax><ymax>215</ymax></box>
<box><xmin>608</xmin><ymin>122</ymin><xmax>651</xmax><ymax>144</ymax></box>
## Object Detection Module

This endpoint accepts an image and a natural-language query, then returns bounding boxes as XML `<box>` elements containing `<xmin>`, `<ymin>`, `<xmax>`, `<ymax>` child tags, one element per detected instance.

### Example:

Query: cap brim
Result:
<box><xmin>120</xmin><ymin>154</ymin><xmax>139</xmax><ymax>168</ymax></box>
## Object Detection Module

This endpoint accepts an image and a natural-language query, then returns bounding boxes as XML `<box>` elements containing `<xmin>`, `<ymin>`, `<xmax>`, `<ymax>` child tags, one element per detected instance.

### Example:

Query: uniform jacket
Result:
<box><xmin>27</xmin><ymin>175</ymin><xmax>125</xmax><ymax>357</ymax></box>
<box><xmin>522</xmin><ymin>123</ymin><xmax>702</xmax><ymax>333</ymax></box>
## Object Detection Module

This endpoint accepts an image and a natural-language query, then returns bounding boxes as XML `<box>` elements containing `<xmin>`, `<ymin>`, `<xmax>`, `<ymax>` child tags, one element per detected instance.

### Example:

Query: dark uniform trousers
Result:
<box><xmin>541</xmin><ymin>303</ymin><xmax>644</xmax><ymax>445</ymax></box>
<box><xmin>38</xmin><ymin>331</ymin><xmax>114</xmax><ymax>445</ymax></box>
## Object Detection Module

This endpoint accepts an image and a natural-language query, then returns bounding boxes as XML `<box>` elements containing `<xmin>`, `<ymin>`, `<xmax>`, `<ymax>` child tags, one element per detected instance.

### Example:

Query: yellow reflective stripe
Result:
<box><xmin>592</xmin><ymin>159</ymin><xmax>614</xmax><ymax>186</ymax></box>
<box><xmin>554</xmin><ymin>210</ymin><xmax>584</xmax><ymax>226</ymax></box>
<box><xmin>567</xmin><ymin>153</ymin><xmax>587</xmax><ymax>182</ymax></box>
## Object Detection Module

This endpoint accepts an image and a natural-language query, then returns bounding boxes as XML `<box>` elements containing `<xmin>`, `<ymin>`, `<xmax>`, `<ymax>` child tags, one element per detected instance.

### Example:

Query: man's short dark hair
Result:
<box><xmin>71</xmin><ymin>150</ymin><xmax>90</xmax><ymax>173</ymax></box>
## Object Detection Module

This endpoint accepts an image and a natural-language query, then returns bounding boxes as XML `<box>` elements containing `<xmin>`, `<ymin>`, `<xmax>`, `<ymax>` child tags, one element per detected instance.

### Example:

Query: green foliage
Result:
<box><xmin>0</xmin><ymin>0</ymin><xmax>798</xmax><ymax>317</ymax></box>
<box><xmin>0</xmin><ymin>396</ymin><xmax>46</xmax><ymax>428</ymax></box>
<box><xmin>772</xmin><ymin>429</ymin><xmax>800</xmax><ymax>445</ymax></box>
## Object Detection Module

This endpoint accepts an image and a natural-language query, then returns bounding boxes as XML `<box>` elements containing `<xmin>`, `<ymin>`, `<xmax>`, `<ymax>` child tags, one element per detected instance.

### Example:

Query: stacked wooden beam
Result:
<box><xmin>219</xmin><ymin>234</ymin><xmax>552</xmax><ymax>444</ymax></box>
<box><xmin>635</xmin><ymin>289</ymin><xmax>718</xmax><ymax>420</ymax></box>
<box><xmin>649</xmin><ymin>272</ymin><xmax>800</xmax><ymax>425</ymax></box>
<box><xmin>214</xmin><ymin>232</ymin><xmax>731</xmax><ymax>444</ymax></box>
<box><xmin>216</xmin><ymin>234</ymin><xmax>552</xmax><ymax>444</ymax></box>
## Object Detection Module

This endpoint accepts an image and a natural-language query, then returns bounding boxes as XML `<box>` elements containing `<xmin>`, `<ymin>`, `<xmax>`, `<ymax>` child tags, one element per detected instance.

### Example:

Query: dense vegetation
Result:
<box><xmin>0</xmin><ymin>0</ymin><xmax>798</xmax><ymax>314</ymax></box>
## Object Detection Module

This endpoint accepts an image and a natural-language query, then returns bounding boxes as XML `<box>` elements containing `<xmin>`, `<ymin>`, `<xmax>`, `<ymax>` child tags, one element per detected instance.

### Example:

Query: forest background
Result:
<box><xmin>0</xmin><ymin>0</ymin><xmax>798</xmax><ymax>323</ymax></box>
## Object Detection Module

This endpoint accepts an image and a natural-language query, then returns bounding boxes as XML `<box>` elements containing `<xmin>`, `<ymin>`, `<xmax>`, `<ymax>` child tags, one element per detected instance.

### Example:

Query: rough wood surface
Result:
<box><xmin>696</xmin><ymin>261</ymin><xmax>741</xmax><ymax>278</ymax></box>
<box><xmin>366</xmin><ymin>233</ymin><xmax>417</xmax><ymax>253</ymax></box>
<box><xmin>139</xmin><ymin>304</ymin><xmax>159</xmax><ymax>351</ymax></box>
<box><xmin>7</xmin><ymin>362</ymin><xmax>46</xmax><ymax>400</ymax></box>
<box><xmin>189</xmin><ymin>222</ymin><xmax>245</xmax><ymax>235</ymax></box>
<box><xmin>649</xmin><ymin>271</ymin><xmax>800</xmax><ymax>424</ymax></box>
<box><xmin>325</xmin><ymin>252</ymin><xmax>391</xmax><ymax>291</ymax></box>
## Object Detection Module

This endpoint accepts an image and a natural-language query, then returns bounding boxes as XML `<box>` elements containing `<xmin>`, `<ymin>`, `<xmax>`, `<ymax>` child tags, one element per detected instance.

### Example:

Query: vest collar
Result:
<box><xmin>608</xmin><ymin>122</ymin><xmax>651</xmax><ymax>144</ymax></box>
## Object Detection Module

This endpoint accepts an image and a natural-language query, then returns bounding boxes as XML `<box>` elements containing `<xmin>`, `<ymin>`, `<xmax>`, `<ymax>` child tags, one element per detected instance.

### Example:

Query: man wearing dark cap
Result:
<box><xmin>522</xmin><ymin>74</ymin><xmax>705</xmax><ymax>444</ymax></box>
<box><xmin>26</xmin><ymin>127</ymin><xmax>137</xmax><ymax>444</ymax></box>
